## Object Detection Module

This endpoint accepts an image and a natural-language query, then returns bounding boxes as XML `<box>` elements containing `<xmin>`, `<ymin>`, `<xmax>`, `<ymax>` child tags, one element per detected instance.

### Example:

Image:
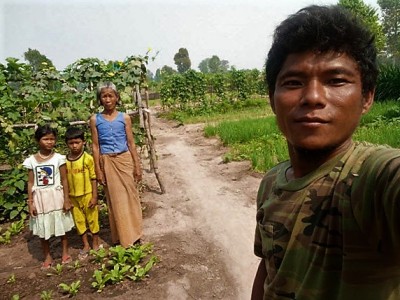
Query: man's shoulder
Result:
<box><xmin>355</xmin><ymin>142</ymin><xmax>400</xmax><ymax>165</ymax></box>
<box><xmin>352</xmin><ymin>142</ymin><xmax>400</xmax><ymax>178</ymax></box>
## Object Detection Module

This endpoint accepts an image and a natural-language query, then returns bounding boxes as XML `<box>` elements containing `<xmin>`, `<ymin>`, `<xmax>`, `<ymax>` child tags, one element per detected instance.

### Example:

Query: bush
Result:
<box><xmin>375</xmin><ymin>64</ymin><xmax>400</xmax><ymax>102</ymax></box>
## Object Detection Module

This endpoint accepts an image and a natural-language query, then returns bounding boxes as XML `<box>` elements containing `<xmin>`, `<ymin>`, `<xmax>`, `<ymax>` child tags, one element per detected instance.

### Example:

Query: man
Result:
<box><xmin>252</xmin><ymin>5</ymin><xmax>400</xmax><ymax>300</ymax></box>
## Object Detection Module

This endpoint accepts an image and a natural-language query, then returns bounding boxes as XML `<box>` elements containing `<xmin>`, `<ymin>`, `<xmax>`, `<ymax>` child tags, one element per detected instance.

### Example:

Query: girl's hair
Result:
<box><xmin>34</xmin><ymin>124</ymin><xmax>58</xmax><ymax>141</ymax></box>
<box><xmin>65</xmin><ymin>126</ymin><xmax>85</xmax><ymax>142</ymax></box>
<box><xmin>96</xmin><ymin>82</ymin><xmax>120</xmax><ymax>104</ymax></box>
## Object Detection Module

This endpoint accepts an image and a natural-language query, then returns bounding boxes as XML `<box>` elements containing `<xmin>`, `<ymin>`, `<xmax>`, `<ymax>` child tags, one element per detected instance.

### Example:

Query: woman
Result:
<box><xmin>89</xmin><ymin>82</ymin><xmax>142</xmax><ymax>247</ymax></box>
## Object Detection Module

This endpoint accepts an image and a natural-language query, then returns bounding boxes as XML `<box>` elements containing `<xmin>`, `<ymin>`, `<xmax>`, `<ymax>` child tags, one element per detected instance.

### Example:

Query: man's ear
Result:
<box><xmin>361</xmin><ymin>89</ymin><xmax>374</xmax><ymax>115</ymax></box>
<box><xmin>269</xmin><ymin>91</ymin><xmax>276</xmax><ymax>114</ymax></box>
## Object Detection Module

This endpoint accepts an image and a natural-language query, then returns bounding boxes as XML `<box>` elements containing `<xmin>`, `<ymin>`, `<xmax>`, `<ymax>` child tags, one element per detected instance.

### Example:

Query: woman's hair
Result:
<box><xmin>34</xmin><ymin>124</ymin><xmax>58</xmax><ymax>141</ymax></box>
<box><xmin>96</xmin><ymin>82</ymin><xmax>120</xmax><ymax>104</ymax></box>
<box><xmin>65</xmin><ymin>126</ymin><xmax>85</xmax><ymax>142</ymax></box>
<box><xmin>265</xmin><ymin>5</ymin><xmax>378</xmax><ymax>95</ymax></box>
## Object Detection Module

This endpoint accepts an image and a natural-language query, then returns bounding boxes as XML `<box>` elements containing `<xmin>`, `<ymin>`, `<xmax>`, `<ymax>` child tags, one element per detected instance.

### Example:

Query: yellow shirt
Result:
<box><xmin>66</xmin><ymin>152</ymin><xmax>96</xmax><ymax>197</ymax></box>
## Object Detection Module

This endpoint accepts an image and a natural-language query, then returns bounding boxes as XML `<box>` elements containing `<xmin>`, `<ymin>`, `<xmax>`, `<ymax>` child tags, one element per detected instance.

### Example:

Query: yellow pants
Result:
<box><xmin>70</xmin><ymin>193</ymin><xmax>99</xmax><ymax>235</ymax></box>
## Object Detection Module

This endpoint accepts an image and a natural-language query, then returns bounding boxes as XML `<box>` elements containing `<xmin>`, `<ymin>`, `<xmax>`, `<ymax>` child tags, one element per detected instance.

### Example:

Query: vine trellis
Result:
<box><xmin>10</xmin><ymin>86</ymin><xmax>166</xmax><ymax>194</ymax></box>
<box><xmin>0</xmin><ymin>54</ymin><xmax>165</xmax><ymax>222</ymax></box>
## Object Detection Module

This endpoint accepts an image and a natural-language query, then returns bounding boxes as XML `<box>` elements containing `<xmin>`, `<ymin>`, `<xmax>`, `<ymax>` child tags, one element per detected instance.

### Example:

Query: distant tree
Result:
<box><xmin>377</xmin><ymin>0</ymin><xmax>400</xmax><ymax>63</ymax></box>
<box><xmin>198</xmin><ymin>55</ymin><xmax>230</xmax><ymax>73</ymax></box>
<box><xmin>208</xmin><ymin>55</ymin><xmax>222</xmax><ymax>73</ymax></box>
<box><xmin>220</xmin><ymin>59</ymin><xmax>229</xmax><ymax>71</ymax></box>
<box><xmin>23</xmin><ymin>48</ymin><xmax>55</xmax><ymax>72</ymax></box>
<box><xmin>338</xmin><ymin>0</ymin><xmax>385</xmax><ymax>52</ymax></box>
<box><xmin>154</xmin><ymin>68</ymin><xmax>162</xmax><ymax>82</ymax></box>
<box><xmin>174</xmin><ymin>48</ymin><xmax>191</xmax><ymax>73</ymax></box>
<box><xmin>161</xmin><ymin>65</ymin><xmax>177</xmax><ymax>76</ymax></box>
<box><xmin>147</xmin><ymin>69</ymin><xmax>154</xmax><ymax>81</ymax></box>
<box><xmin>198</xmin><ymin>58</ymin><xmax>210</xmax><ymax>73</ymax></box>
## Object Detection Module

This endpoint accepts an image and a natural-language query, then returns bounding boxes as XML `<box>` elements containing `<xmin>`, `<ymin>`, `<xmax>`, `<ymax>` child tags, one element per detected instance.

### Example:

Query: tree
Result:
<box><xmin>147</xmin><ymin>69</ymin><xmax>154</xmax><ymax>81</ymax></box>
<box><xmin>173</xmin><ymin>48</ymin><xmax>191</xmax><ymax>73</ymax></box>
<box><xmin>23</xmin><ymin>48</ymin><xmax>55</xmax><ymax>72</ymax></box>
<box><xmin>378</xmin><ymin>0</ymin><xmax>400</xmax><ymax>63</ymax></box>
<box><xmin>198</xmin><ymin>58</ymin><xmax>210</xmax><ymax>73</ymax></box>
<box><xmin>338</xmin><ymin>0</ymin><xmax>386</xmax><ymax>52</ymax></box>
<box><xmin>161</xmin><ymin>65</ymin><xmax>177</xmax><ymax>76</ymax></box>
<box><xmin>198</xmin><ymin>55</ymin><xmax>230</xmax><ymax>73</ymax></box>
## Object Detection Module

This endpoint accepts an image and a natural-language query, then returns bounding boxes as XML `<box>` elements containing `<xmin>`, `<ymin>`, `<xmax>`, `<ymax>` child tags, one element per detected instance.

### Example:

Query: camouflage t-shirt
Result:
<box><xmin>254</xmin><ymin>142</ymin><xmax>400</xmax><ymax>300</ymax></box>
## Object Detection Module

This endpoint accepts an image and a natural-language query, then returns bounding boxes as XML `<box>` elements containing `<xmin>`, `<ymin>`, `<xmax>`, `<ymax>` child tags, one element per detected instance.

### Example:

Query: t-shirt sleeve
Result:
<box><xmin>86</xmin><ymin>154</ymin><xmax>97</xmax><ymax>180</ymax></box>
<box><xmin>352</xmin><ymin>148</ymin><xmax>400</xmax><ymax>256</ymax></box>
<box><xmin>58</xmin><ymin>154</ymin><xmax>66</xmax><ymax>166</ymax></box>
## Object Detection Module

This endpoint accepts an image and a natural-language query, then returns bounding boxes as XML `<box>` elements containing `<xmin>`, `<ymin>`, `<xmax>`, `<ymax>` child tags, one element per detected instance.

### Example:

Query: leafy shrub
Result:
<box><xmin>375</xmin><ymin>64</ymin><xmax>400</xmax><ymax>102</ymax></box>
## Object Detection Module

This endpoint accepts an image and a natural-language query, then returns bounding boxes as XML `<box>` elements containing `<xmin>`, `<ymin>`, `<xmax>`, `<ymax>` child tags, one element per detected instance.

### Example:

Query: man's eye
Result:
<box><xmin>282</xmin><ymin>80</ymin><xmax>301</xmax><ymax>87</ymax></box>
<box><xmin>328</xmin><ymin>78</ymin><xmax>348</xmax><ymax>85</ymax></box>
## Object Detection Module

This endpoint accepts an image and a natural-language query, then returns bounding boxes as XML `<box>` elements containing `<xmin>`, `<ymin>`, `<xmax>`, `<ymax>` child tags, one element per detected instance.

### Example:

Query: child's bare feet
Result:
<box><xmin>92</xmin><ymin>234</ymin><xmax>100</xmax><ymax>250</ymax></box>
<box><xmin>61</xmin><ymin>254</ymin><xmax>72</xmax><ymax>264</ymax></box>
<box><xmin>41</xmin><ymin>259</ymin><xmax>53</xmax><ymax>270</ymax></box>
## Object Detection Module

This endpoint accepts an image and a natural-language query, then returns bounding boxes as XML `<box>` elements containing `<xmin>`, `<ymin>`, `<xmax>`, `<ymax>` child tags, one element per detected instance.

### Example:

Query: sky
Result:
<box><xmin>0</xmin><ymin>0</ymin><xmax>379</xmax><ymax>73</ymax></box>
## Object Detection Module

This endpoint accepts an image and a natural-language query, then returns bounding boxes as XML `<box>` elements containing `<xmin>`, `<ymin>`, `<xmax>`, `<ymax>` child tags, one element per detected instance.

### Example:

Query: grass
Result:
<box><xmin>202</xmin><ymin>99</ymin><xmax>400</xmax><ymax>173</ymax></box>
<box><xmin>161</xmin><ymin>97</ymin><xmax>273</xmax><ymax>124</ymax></box>
<box><xmin>205</xmin><ymin>116</ymin><xmax>288</xmax><ymax>172</ymax></box>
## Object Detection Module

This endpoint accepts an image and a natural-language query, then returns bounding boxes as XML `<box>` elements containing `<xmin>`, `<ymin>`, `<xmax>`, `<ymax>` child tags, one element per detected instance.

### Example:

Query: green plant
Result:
<box><xmin>0</xmin><ymin>167</ymin><xmax>28</xmax><ymax>222</ymax></box>
<box><xmin>58</xmin><ymin>280</ymin><xmax>81</xmax><ymax>297</ymax></box>
<box><xmin>40</xmin><ymin>290</ymin><xmax>53</xmax><ymax>300</ymax></box>
<box><xmin>0</xmin><ymin>230</ymin><xmax>11</xmax><ymax>244</ymax></box>
<box><xmin>126</xmin><ymin>255</ymin><xmax>159</xmax><ymax>281</ymax></box>
<box><xmin>106</xmin><ymin>263</ymin><xmax>131</xmax><ymax>284</ymax></box>
<box><xmin>91</xmin><ymin>266</ymin><xmax>110</xmax><ymax>293</ymax></box>
<box><xmin>69</xmin><ymin>260</ymin><xmax>81</xmax><ymax>270</ymax></box>
<box><xmin>108</xmin><ymin>245</ymin><xmax>128</xmax><ymax>266</ymax></box>
<box><xmin>7</xmin><ymin>219</ymin><xmax>25</xmax><ymax>235</ymax></box>
<box><xmin>7</xmin><ymin>273</ymin><xmax>16</xmax><ymax>283</ymax></box>
<box><xmin>90</xmin><ymin>243</ymin><xmax>158</xmax><ymax>292</ymax></box>
<box><xmin>47</xmin><ymin>263</ymin><xmax>63</xmax><ymax>276</ymax></box>
<box><xmin>0</xmin><ymin>219</ymin><xmax>25</xmax><ymax>244</ymax></box>
<box><xmin>90</xmin><ymin>247</ymin><xmax>108</xmax><ymax>263</ymax></box>
<box><xmin>11</xmin><ymin>294</ymin><xmax>20</xmax><ymax>300</ymax></box>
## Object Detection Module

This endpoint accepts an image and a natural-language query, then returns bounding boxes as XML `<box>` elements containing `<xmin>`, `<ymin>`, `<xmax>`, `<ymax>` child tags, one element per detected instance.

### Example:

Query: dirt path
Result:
<box><xmin>0</xmin><ymin>111</ymin><xmax>262</xmax><ymax>300</ymax></box>
<box><xmin>138</xmin><ymin>112</ymin><xmax>262</xmax><ymax>299</ymax></box>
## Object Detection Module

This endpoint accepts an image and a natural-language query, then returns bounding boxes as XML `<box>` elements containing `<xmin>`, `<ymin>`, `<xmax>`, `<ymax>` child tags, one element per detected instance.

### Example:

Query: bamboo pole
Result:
<box><xmin>138</xmin><ymin>86</ymin><xmax>166</xmax><ymax>194</ymax></box>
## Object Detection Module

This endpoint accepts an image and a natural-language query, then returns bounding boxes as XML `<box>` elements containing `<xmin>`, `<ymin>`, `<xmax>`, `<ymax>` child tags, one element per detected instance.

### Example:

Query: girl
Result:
<box><xmin>89</xmin><ymin>82</ymin><xmax>143</xmax><ymax>247</ymax></box>
<box><xmin>23</xmin><ymin>124</ymin><xmax>75</xmax><ymax>269</ymax></box>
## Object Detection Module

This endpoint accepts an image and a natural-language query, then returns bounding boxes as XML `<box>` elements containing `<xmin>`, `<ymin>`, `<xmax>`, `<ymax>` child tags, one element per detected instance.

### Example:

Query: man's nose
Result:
<box><xmin>300</xmin><ymin>80</ymin><xmax>326</xmax><ymax>107</ymax></box>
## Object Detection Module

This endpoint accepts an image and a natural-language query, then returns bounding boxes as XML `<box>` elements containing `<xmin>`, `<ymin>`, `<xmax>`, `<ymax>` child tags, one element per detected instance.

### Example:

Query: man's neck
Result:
<box><xmin>287</xmin><ymin>141</ymin><xmax>353</xmax><ymax>179</ymax></box>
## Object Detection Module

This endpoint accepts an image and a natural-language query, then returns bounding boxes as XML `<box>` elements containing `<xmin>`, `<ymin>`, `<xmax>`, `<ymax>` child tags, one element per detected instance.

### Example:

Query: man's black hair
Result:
<box><xmin>266</xmin><ymin>5</ymin><xmax>378</xmax><ymax>95</ymax></box>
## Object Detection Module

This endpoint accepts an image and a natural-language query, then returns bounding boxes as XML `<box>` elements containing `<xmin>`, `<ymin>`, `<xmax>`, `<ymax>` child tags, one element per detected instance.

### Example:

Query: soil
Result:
<box><xmin>0</xmin><ymin>109</ymin><xmax>263</xmax><ymax>300</ymax></box>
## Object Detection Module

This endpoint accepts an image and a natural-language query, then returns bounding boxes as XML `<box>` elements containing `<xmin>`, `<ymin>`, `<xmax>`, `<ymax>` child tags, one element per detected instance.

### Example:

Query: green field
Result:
<box><xmin>201</xmin><ymin>100</ymin><xmax>400</xmax><ymax>173</ymax></box>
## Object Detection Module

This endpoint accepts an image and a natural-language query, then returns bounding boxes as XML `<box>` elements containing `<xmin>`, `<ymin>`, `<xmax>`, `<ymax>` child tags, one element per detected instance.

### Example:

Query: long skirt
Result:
<box><xmin>30</xmin><ymin>186</ymin><xmax>75</xmax><ymax>240</ymax></box>
<box><xmin>101</xmin><ymin>151</ymin><xmax>142</xmax><ymax>247</ymax></box>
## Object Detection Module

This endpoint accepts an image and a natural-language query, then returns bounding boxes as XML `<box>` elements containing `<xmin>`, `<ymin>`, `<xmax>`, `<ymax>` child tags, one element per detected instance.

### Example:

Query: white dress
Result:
<box><xmin>23</xmin><ymin>153</ymin><xmax>74</xmax><ymax>240</ymax></box>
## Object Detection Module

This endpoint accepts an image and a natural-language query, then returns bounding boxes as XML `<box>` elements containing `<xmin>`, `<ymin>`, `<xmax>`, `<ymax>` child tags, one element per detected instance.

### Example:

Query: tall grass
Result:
<box><xmin>355</xmin><ymin>99</ymin><xmax>400</xmax><ymax>147</ymax></box>
<box><xmin>204</xmin><ymin>117</ymin><xmax>288</xmax><ymax>172</ymax></box>
<box><xmin>204</xmin><ymin>100</ymin><xmax>400</xmax><ymax>173</ymax></box>
<box><xmin>163</xmin><ymin>97</ymin><xmax>273</xmax><ymax>124</ymax></box>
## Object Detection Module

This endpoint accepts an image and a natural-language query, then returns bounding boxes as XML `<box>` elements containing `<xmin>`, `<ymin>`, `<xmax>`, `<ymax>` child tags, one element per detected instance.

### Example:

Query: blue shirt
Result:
<box><xmin>96</xmin><ymin>112</ymin><xmax>129</xmax><ymax>154</ymax></box>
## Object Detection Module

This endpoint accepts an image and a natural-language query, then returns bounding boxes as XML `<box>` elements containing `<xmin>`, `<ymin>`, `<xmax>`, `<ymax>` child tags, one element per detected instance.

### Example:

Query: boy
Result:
<box><xmin>252</xmin><ymin>5</ymin><xmax>400</xmax><ymax>300</ymax></box>
<box><xmin>65</xmin><ymin>126</ymin><xmax>100</xmax><ymax>258</ymax></box>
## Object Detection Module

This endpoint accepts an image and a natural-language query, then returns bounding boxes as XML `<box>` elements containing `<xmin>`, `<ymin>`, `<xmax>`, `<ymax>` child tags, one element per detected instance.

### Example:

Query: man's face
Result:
<box><xmin>270</xmin><ymin>51</ymin><xmax>374</xmax><ymax>152</ymax></box>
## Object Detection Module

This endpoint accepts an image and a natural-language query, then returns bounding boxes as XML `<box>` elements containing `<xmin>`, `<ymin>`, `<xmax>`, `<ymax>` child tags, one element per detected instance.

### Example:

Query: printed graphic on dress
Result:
<box><xmin>35</xmin><ymin>165</ymin><xmax>55</xmax><ymax>186</ymax></box>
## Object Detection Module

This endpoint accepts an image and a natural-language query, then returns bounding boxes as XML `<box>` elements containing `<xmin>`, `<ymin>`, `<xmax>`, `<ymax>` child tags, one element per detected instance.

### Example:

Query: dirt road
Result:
<box><xmin>137</xmin><ymin>112</ymin><xmax>262</xmax><ymax>299</ymax></box>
